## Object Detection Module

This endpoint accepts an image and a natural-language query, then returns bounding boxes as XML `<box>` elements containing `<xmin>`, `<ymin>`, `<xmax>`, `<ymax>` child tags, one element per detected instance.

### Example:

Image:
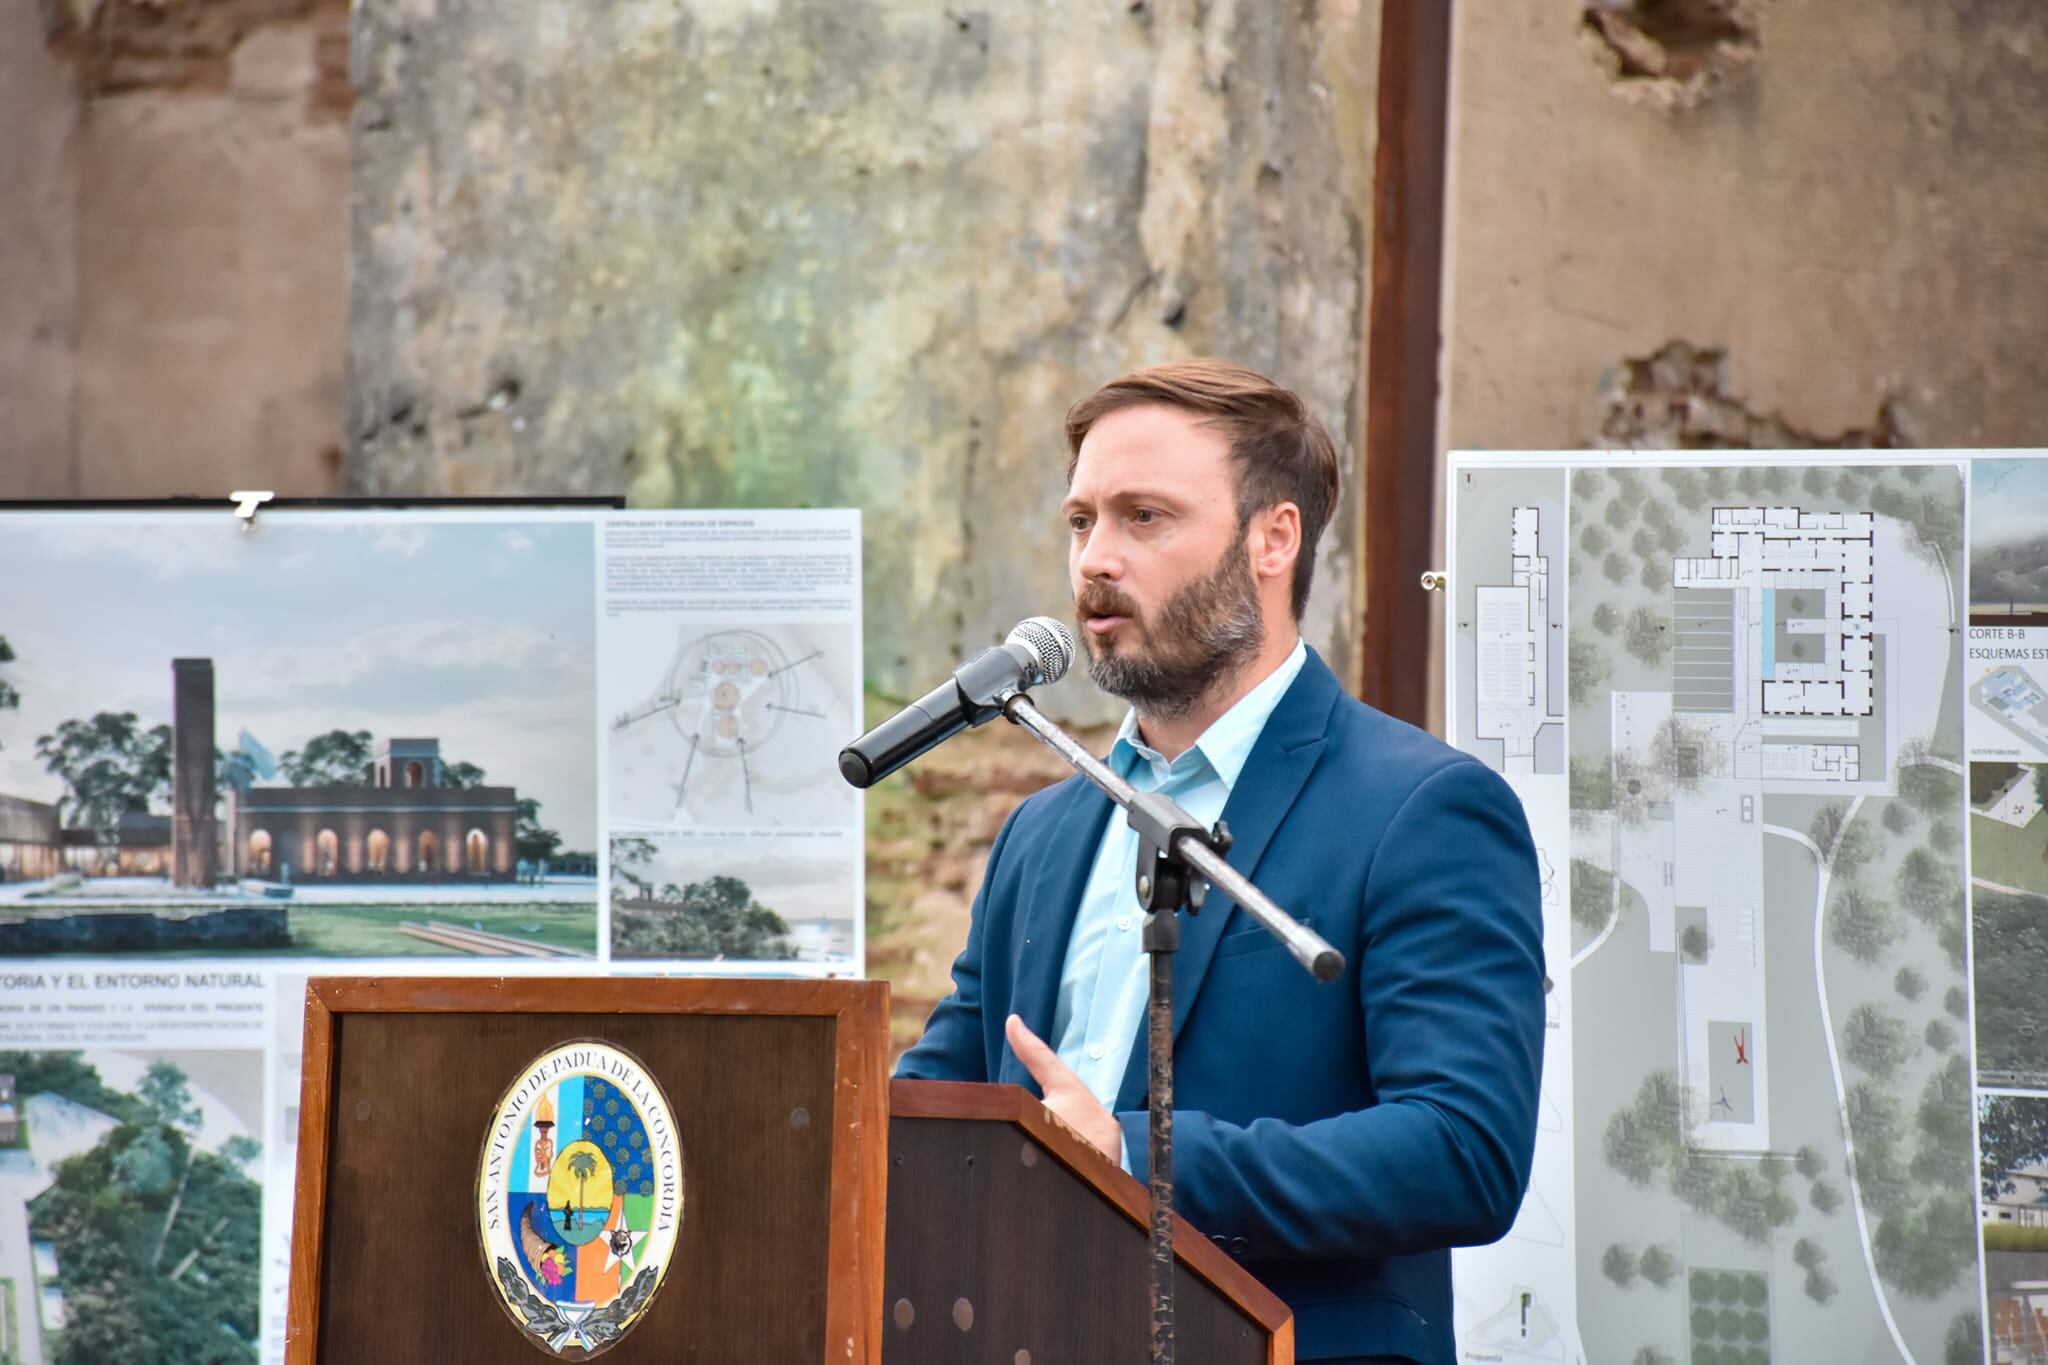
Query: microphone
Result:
<box><xmin>838</xmin><ymin>617</ymin><xmax>1076</xmax><ymax>789</ymax></box>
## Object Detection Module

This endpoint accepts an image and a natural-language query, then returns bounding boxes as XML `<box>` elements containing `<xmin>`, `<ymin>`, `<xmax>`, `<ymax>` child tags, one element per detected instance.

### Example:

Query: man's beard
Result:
<box><xmin>1075</xmin><ymin>531</ymin><xmax>1265</xmax><ymax>722</ymax></box>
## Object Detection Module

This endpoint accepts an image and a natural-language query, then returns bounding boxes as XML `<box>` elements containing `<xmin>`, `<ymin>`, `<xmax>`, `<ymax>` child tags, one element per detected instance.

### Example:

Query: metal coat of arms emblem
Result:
<box><xmin>477</xmin><ymin>1041</ymin><xmax>683</xmax><ymax>1356</ymax></box>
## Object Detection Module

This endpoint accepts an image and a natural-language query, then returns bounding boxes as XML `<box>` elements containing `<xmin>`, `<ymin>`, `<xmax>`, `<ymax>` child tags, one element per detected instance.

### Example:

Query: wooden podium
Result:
<box><xmin>286</xmin><ymin>977</ymin><xmax>1291</xmax><ymax>1363</ymax></box>
<box><xmin>286</xmin><ymin>976</ymin><xmax>890</xmax><ymax>1363</ymax></box>
<box><xmin>887</xmin><ymin>1079</ymin><xmax>1292</xmax><ymax>1365</ymax></box>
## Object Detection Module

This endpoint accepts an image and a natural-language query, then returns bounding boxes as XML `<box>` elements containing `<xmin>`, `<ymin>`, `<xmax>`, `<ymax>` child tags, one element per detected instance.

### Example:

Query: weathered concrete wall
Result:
<box><xmin>1444</xmin><ymin>0</ymin><xmax>2048</xmax><ymax>453</ymax></box>
<box><xmin>0</xmin><ymin>0</ymin><xmax>82</xmax><ymax>495</ymax></box>
<box><xmin>0</xmin><ymin>0</ymin><xmax>351</xmax><ymax>499</ymax></box>
<box><xmin>345</xmin><ymin>0</ymin><xmax>1377</xmax><ymax>720</ymax></box>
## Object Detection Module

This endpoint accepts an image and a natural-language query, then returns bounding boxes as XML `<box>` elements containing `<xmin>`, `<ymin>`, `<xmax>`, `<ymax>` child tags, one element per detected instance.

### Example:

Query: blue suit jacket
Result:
<box><xmin>896</xmin><ymin>649</ymin><xmax>1545</xmax><ymax>1363</ymax></box>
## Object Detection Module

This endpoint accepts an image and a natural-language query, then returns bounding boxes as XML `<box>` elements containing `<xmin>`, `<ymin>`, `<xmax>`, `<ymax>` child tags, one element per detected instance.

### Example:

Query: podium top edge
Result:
<box><xmin>303</xmin><ymin>974</ymin><xmax>889</xmax><ymax>1018</ymax></box>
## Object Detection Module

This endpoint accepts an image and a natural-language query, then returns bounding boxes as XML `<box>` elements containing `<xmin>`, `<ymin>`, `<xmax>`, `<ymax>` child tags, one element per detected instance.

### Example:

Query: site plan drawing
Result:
<box><xmin>1449</xmin><ymin>456</ymin><xmax>1976</xmax><ymax>1365</ymax></box>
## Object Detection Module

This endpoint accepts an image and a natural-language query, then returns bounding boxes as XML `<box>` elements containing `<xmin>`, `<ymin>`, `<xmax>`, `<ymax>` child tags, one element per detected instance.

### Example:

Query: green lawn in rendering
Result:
<box><xmin>1968</xmin><ymin>812</ymin><xmax>2048</xmax><ymax>897</ymax></box>
<box><xmin>282</xmin><ymin>902</ymin><xmax>596</xmax><ymax>956</ymax></box>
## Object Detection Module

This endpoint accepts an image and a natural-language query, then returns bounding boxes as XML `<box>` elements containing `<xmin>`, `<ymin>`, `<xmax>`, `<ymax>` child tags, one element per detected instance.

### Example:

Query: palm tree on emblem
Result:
<box><xmin>569</xmin><ymin>1149</ymin><xmax>599</xmax><ymax>1228</ymax></box>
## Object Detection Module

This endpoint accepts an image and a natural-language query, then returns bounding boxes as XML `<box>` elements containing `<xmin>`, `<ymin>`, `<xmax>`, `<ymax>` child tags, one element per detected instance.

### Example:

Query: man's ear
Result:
<box><xmin>1248</xmin><ymin>502</ymin><xmax>1302</xmax><ymax>588</ymax></box>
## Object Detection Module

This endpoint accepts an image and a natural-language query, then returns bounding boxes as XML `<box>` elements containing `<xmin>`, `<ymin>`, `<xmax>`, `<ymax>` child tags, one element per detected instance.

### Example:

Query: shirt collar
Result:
<box><xmin>1109</xmin><ymin>638</ymin><xmax>1308</xmax><ymax>789</ymax></box>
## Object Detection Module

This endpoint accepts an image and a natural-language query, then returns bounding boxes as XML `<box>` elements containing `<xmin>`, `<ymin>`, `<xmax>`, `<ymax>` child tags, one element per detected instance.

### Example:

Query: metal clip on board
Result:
<box><xmin>229</xmin><ymin>490</ymin><xmax>276</xmax><ymax>533</ymax></box>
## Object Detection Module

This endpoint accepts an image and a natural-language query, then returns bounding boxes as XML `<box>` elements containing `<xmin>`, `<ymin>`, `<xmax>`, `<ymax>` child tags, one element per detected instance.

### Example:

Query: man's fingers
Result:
<box><xmin>1005</xmin><ymin>1013</ymin><xmax>1069</xmax><ymax>1090</ymax></box>
<box><xmin>1005</xmin><ymin>1015</ymin><xmax>1118</xmax><ymax>1160</ymax></box>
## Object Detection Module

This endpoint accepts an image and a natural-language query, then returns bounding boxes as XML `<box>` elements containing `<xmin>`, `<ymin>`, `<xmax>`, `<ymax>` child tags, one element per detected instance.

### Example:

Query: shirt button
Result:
<box><xmin>1116</xmin><ymin>916</ymin><xmax>1132</xmax><ymax>932</ymax></box>
<box><xmin>1088</xmin><ymin>1043</ymin><xmax>1105</xmax><ymax>1060</ymax></box>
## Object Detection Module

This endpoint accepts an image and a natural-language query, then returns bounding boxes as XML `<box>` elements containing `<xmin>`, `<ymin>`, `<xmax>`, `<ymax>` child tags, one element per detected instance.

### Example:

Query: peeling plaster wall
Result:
<box><xmin>345</xmin><ymin>0</ymin><xmax>1377</xmax><ymax>720</ymax></box>
<box><xmin>1445</xmin><ymin>0</ymin><xmax>2048</xmax><ymax>454</ymax></box>
<box><xmin>0</xmin><ymin>0</ymin><xmax>82</xmax><ymax>495</ymax></box>
<box><xmin>0</xmin><ymin>1</ymin><xmax>350</xmax><ymax>498</ymax></box>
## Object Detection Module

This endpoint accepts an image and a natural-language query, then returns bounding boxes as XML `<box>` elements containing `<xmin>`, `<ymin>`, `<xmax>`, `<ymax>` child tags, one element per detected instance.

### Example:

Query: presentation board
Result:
<box><xmin>1446</xmin><ymin>453</ymin><xmax>2048</xmax><ymax>1365</ymax></box>
<box><xmin>0</xmin><ymin>504</ymin><xmax>861</xmax><ymax>1363</ymax></box>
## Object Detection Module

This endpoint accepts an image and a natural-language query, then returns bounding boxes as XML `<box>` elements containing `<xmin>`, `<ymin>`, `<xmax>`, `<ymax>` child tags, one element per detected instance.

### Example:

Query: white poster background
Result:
<box><xmin>0</xmin><ymin>505</ymin><xmax>862</xmax><ymax>1364</ymax></box>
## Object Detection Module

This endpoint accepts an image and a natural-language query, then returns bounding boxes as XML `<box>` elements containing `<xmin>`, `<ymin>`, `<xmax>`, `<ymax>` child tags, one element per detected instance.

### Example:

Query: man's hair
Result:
<box><xmin>1064</xmin><ymin>358</ymin><xmax>1340</xmax><ymax>620</ymax></box>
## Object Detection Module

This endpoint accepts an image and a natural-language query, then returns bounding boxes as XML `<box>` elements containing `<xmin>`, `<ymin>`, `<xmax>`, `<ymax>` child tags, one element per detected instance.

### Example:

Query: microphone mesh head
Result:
<box><xmin>1007</xmin><ymin>616</ymin><xmax>1077</xmax><ymax>685</ymax></box>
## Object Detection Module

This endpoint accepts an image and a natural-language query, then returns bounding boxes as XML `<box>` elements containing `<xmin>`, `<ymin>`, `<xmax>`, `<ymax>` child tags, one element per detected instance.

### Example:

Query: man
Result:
<box><xmin>896</xmin><ymin>359</ymin><xmax>1545</xmax><ymax>1364</ymax></box>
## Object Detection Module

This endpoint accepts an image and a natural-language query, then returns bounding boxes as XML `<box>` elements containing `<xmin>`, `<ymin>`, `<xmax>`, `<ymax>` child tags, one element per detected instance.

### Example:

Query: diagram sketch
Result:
<box><xmin>606</xmin><ymin>623</ymin><xmax>856</xmax><ymax>828</ymax></box>
<box><xmin>1971</xmin><ymin>661</ymin><xmax>2048</xmax><ymax>760</ymax></box>
<box><xmin>1465</xmin><ymin>1288</ymin><xmax>1568</xmax><ymax>1364</ymax></box>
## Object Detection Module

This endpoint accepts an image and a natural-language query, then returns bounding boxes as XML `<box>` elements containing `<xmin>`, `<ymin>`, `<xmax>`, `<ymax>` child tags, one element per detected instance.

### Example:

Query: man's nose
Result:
<box><xmin>1074</xmin><ymin>522</ymin><xmax>1125</xmax><ymax>581</ymax></box>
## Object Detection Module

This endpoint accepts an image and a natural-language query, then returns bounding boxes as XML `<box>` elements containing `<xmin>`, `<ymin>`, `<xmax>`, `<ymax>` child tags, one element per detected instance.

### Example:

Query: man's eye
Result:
<box><xmin>1068</xmin><ymin>515</ymin><xmax>1091</xmax><ymax>534</ymax></box>
<box><xmin>1132</xmin><ymin>509</ymin><xmax>1159</xmax><ymax>525</ymax></box>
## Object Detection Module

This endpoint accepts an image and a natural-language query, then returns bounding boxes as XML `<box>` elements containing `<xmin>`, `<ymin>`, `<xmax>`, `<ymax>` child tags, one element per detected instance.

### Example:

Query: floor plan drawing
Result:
<box><xmin>1475</xmin><ymin>507</ymin><xmax>1564</xmax><ymax>774</ymax></box>
<box><xmin>1453</xmin><ymin>470</ymin><xmax>1566</xmax><ymax>777</ymax></box>
<box><xmin>1674</xmin><ymin>507</ymin><xmax>1877</xmax><ymax>718</ymax></box>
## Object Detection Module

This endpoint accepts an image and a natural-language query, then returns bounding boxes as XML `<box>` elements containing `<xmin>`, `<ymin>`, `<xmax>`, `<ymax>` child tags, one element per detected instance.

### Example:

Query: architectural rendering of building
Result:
<box><xmin>0</xmin><ymin>794</ymin><xmax>61</xmax><ymax>882</ymax></box>
<box><xmin>1987</xmin><ymin>1167</ymin><xmax>2048</xmax><ymax>1228</ymax></box>
<box><xmin>229</xmin><ymin>736</ymin><xmax>518</xmax><ymax>883</ymax></box>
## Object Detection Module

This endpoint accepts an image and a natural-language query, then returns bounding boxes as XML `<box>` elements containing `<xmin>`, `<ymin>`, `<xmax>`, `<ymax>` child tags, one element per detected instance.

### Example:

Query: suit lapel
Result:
<box><xmin>1113</xmin><ymin>650</ymin><xmax>1340</xmax><ymax>1111</ymax></box>
<box><xmin>999</xmin><ymin>776</ymin><xmax>1114</xmax><ymax>1090</ymax></box>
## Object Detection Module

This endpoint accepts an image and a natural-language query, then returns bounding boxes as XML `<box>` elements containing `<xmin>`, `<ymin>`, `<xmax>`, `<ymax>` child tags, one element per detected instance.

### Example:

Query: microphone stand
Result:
<box><xmin>996</xmin><ymin>690</ymin><xmax>1344</xmax><ymax>1365</ymax></box>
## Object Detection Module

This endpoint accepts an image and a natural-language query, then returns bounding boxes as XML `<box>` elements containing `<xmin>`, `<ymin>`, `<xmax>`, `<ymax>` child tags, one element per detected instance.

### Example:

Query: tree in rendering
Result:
<box><xmin>1843</xmin><ymin>1004</ymin><xmax>1913</xmax><ymax>1082</ymax></box>
<box><xmin>279</xmin><ymin>728</ymin><xmax>375</xmax><ymax>785</ymax></box>
<box><xmin>1913</xmin><ymin>1056</ymin><xmax>1973</xmax><ymax>1187</ymax></box>
<box><xmin>1570</xmin><ymin>637</ymin><xmax>1611</xmax><ymax>707</ymax></box>
<box><xmin>1873</xmin><ymin>1193</ymin><xmax>1974</xmax><ymax>1297</ymax></box>
<box><xmin>1571</xmin><ymin>860</ymin><xmax>1616</xmax><ymax>935</ymax></box>
<box><xmin>1896</xmin><ymin>760</ymin><xmax>1959</xmax><ymax>819</ymax></box>
<box><xmin>1827</xmin><ymin>886</ymin><xmax>1900</xmax><ymax>964</ymax></box>
<box><xmin>1639</xmin><ymin>1244</ymin><xmax>1678</xmax><ymax>1289</ymax></box>
<box><xmin>1946</xmin><ymin>1312</ymin><xmax>1984</xmax><ymax>1365</ymax></box>
<box><xmin>36</xmin><ymin>711</ymin><xmax>175</xmax><ymax>836</ymax></box>
<box><xmin>139</xmin><ymin>1059</ymin><xmax>202</xmax><ymax>1133</ymax></box>
<box><xmin>1623</xmin><ymin>606</ymin><xmax>1672</xmax><ymax>666</ymax></box>
<box><xmin>1893</xmin><ymin>848</ymin><xmax>1958</xmax><ymax>927</ymax></box>
<box><xmin>613</xmin><ymin>874</ymin><xmax>798</xmax><ymax>960</ymax></box>
<box><xmin>1981</xmin><ymin>1094</ymin><xmax>2048</xmax><ymax>1203</ymax></box>
<box><xmin>516</xmin><ymin>797</ymin><xmax>564</xmax><ymax>865</ymax></box>
<box><xmin>0</xmin><ymin>634</ymin><xmax>17</xmax><ymax>737</ymax></box>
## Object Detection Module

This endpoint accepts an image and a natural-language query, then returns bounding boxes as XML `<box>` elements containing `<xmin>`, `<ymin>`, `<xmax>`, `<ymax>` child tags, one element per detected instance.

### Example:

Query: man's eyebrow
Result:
<box><xmin>1070</xmin><ymin>485</ymin><xmax>1187</xmax><ymax>508</ymax></box>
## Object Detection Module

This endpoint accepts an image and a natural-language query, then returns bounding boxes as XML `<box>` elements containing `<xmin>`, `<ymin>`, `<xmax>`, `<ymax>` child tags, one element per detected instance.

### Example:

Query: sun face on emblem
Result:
<box><xmin>477</xmin><ymin>1042</ymin><xmax>683</xmax><ymax>1357</ymax></box>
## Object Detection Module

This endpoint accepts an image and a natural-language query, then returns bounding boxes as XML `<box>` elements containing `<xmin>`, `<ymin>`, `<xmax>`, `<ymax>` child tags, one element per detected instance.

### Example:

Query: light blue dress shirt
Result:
<box><xmin>1050</xmin><ymin>638</ymin><xmax>1308</xmax><ymax>1168</ymax></box>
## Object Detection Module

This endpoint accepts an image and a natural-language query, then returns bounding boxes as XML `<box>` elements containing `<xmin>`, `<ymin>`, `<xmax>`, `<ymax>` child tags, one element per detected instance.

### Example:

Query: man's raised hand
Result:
<box><xmin>1005</xmin><ymin>1013</ymin><xmax>1121</xmax><ymax>1161</ymax></box>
